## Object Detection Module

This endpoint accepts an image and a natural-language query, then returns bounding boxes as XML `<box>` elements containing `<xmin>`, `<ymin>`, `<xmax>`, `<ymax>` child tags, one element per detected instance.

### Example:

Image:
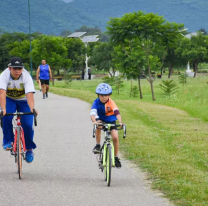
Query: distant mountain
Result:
<box><xmin>0</xmin><ymin>0</ymin><xmax>100</xmax><ymax>35</ymax></box>
<box><xmin>70</xmin><ymin>0</ymin><xmax>208</xmax><ymax>32</ymax></box>
<box><xmin>62</xmin><ymin>0</ymin><xmax>74</xmax><ymax>2</ymax></box>
<box><xmin>0</xmin><ymin>0</ymin><xmax>207</xmax><ymax>35</ymax></box>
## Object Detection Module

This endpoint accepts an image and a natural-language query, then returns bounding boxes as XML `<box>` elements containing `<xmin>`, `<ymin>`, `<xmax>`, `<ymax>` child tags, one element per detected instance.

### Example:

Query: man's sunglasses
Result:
<box><xmin>11</xmin><ymin>67</ymin><xmax>23</xmax><ymax>71</ymax></box>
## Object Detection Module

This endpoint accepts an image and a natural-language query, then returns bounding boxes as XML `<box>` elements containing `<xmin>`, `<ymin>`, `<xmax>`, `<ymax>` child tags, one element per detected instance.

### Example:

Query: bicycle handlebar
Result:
<box><xmin>93</xmin><ymin>123</ymin><xmax>126</xmax><ymax>139</ymax></box>
<box><xmin>0</xmin><ymin>109</ymin><xmax>37</xmax><ymax>128</ymax></box>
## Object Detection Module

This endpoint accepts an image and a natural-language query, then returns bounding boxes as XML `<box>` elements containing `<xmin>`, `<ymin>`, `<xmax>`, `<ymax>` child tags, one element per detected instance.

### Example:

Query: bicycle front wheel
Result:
<box><xmin>17</xmin><ymin>127</ymin><xmax>22</xmax><ymax>179</ymax></box>
<box><xmin>106</xmin><ymin>144</ymin><xmax>112</xmax><ymax>187</ymax></box>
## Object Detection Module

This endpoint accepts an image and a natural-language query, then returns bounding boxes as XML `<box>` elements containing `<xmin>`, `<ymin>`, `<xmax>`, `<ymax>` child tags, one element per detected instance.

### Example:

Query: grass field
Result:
<box><xmin>36</xmin><ymin>73</ymin><xmax>208</xmax><ymax>206</ymax></box>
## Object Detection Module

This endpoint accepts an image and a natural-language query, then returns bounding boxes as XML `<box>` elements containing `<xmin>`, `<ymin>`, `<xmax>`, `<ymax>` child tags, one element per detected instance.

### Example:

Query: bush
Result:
<box><xmin>178</xmin><ymin>74</ymin><xmax>188</xmax><ymax>85</ymax></box>
<box><xmin>159</xmin><ymin>80</ymin><xmax>178</xmax><ymax>98</ymax></box>
<box><xmin>131</xmin><ymin>86</ymin><xmax>139</xmax><ymax>98</ymax></box>
<box><xmin>64</xmin><ymin>74</ymin><xmax>72</xmax><ymax>87</ymax></box>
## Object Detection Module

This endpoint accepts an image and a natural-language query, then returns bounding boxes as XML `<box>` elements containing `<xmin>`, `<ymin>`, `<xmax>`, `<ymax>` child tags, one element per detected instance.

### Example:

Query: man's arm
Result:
<box><xmin>26</xmin><ymin>93</ymin><xmax>38</xmax><ymax>114</ymax></box>
<box><xmin>0</xmin><ymin>89</ymin><xmax>6</xmax><ymax>115</ymax></box>
<box><xmin>36</xmin><ymin>67</ymin><xmax>40</xmax><ymax>83</ymax></box>
<box><xmin>49</xmin><ymin>66</ymin><xmax>52</xmax><ymax>81</ymax></box>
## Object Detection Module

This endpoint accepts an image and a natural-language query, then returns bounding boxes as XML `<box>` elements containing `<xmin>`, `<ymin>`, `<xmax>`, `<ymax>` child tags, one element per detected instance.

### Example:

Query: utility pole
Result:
<box><xmin>28</xmin><ymin>0</ymin><xmax>33</xmax><ymax>77</ymax></box>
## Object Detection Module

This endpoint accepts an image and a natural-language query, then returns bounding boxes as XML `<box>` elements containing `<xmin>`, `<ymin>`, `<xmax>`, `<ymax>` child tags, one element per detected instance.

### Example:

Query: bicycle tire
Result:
<box><xmin>104</xmin><ymin>153</ymin><xmax>107</xmax><ymax>181</ymax></box>
<box><xmin>107</xmin><ymin>144</ymin><xmax>112</xmax><ymax>187</ymax></box>
<box><xmin>17</xmin><ymin>127</ymin><xmax>22</xmax><ymax>179</ymax></box>
<box><xmin>103</xmin><ymin>145</ymin><xmax>108</xmax><ymax>181</ymax></box>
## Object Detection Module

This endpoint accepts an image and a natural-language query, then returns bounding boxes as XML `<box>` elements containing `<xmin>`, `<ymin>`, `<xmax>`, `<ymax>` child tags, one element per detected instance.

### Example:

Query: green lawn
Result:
<box><xmin>36</xmin><ymin>73</ymin><xmax>208</xmax><ymax>206</ymax></box>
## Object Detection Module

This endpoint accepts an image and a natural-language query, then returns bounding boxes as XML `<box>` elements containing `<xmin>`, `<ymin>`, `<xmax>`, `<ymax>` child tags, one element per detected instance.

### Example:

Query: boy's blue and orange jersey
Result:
<box><xmin>90</xmin><ymin>98</ymin><xmax>119</xmax><ymax>123</ymax></box>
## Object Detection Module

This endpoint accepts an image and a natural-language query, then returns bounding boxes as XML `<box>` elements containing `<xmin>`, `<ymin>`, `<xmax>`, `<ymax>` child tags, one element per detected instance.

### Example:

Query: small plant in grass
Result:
<box><xmin>102</xmin><ymin>76</ymin><xmax>115</xmax><ymax>86</ymax></box>
<box><xmin>64</xmin><ymin>74</ymin><xmax>72</xmax><ymax>87</ymax></box>
<box><xmin>178</xmin><ymin>74</ymin><xmax>188</xmax><ymax>85</ymax></box>
<box><xmin>159</xmin><ymin>80</ymin><xmax>178</xmax><ymax>99</ymax></box>
<box><xmin>102</xmin><ymin>76</ymin><xmax>124</xmax><ymax>95</ymax></box>
<box><xmin>114</xmin><ymin>76</ymin><xmax>124</xmax><ymax>95</ymax></box>
<box><xmin>131</xmin><ymin>86</ymin><xmax>139</xmax><ymax>98</ymax></box>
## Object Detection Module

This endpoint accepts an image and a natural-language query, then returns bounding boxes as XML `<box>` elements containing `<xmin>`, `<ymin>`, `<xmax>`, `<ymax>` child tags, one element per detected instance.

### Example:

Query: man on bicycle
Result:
<box><xmin>0</xmin><ymin>57</ymin><xmax>37</xmax><ymax>163</ymax></box>
<box><xmin>90</xmin><ymin>83</ymin><xmax>123</xmax><ymax>168</ymax></box>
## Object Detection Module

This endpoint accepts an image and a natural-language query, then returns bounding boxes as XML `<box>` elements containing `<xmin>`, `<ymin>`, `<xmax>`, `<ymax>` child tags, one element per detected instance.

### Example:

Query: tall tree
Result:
<box><xmin>31</xmin><ymin>35</ymin><xmax>71</xmax><ymax>85</ymax></box>
<box><xmin>107</xmin><ymin>11</ymin><xmax>184</xmax><ymax>101</ymax></box>
<box><xmin>64</xmin><ymin>37</ymin><xmax>86</xmax><ymax>73</ymax></box>
<box><xmin>176</xmin><ymin>32</ymin><xmax>208</xmax><ymax>77</ymax></box>
<box><xmin>89</xmin><ymin>42</ymin><xmax>116</xmax><ymax>76</ymax></box>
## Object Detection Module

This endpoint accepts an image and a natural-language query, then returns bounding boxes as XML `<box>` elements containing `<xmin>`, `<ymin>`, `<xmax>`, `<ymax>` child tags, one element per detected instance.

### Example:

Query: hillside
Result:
<box><xmin>70</xmin><ymin>0</ymin><xmax>208</xmax><ymax>32</ymax></box>
<box><xmin>0</xmin><ymin>0</ymin><xmax>207</xmax><ymax>35</ymax></box>
<box><xmin>0</xmin><ymin>0</ymin><xmax>100</xmax><ymax>35</ymax></box>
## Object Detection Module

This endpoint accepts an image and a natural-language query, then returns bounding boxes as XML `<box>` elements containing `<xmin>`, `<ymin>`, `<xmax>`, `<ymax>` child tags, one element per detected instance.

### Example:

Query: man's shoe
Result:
<box><xmin>115</xmin><ymin>157</ymin><xmax>122</xmax><ymax>168</ymax></box>
<box><xmin>25</xmin><ymin>150</ymin><xmax>34</xmax><ymax>163</ymax></box>
<box><xmin>43</xmin><ymin>94</ymin><xmax>45</xmax><ymax>99</ymax></box>
<box><xmin>46</xmin><ymin>92</ymin><xmax>48</xmax><ymax>98</ymax></box>
<box><xmin>92</xmin><ymin>145</ymin><xmax>100</xmax><ymax>154</ymax></box>
<box><xmin>40</xmin><ymin>89</ymin><xmax>42</xmax><ymax>92</ymax></box>
<box><xmin>2</xmin><ymin>142</ymin><xmax>12</xmax><ymax>150</ymax></box>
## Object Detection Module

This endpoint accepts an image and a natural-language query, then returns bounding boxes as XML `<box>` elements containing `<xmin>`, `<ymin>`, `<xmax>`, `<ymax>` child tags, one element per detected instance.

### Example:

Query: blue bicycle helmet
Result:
<box><xmin>95</xmin><ymin>83</ymin><xmax>112</xmax><ymax>95</ymax></box>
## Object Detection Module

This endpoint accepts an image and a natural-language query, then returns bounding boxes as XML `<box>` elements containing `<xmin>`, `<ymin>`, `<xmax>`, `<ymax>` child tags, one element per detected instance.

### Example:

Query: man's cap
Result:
<box><xmin>8</xmin><ymin>57</ymin><xmax>24</xmax><ymax>68</ymax></box>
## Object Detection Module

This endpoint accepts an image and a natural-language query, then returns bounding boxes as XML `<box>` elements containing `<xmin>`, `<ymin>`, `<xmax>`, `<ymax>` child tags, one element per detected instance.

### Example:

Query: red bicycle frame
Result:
<box><xmin>13</xmin><ymin>116</ymin><xmax>26</xmax><ymax>153</ymax></box>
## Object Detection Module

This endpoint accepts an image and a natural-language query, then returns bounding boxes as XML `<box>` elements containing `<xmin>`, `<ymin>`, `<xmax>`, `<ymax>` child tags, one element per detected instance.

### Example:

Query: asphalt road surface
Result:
<box><xmin>0</xmin><ymin>91</ymin><xmax>173</xmax><ymax>206</ymax></box>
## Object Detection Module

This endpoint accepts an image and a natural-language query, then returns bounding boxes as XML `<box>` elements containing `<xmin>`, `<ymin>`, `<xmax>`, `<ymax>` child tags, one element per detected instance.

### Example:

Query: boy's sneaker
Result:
<box><xmin>43</xmin><ymin>94</ymin><xmax>45</xmax><ymax>99</ymax></box>
<box><xmin>115</xmin><ymin>157</ymin><xmax>122</xmax><ymax>168</ymax></box>
<box><xmin>46</xmin><ymin>92</ymin><xmax>48</xmax><ymax>98</ymax></box>
<box><xmin>25</xmin><ymin>150</ymin><xmax>34</xmax><ymax>163</ymax></box>
<box><xmin>2</xmin><ymin>142</ymin><xmax>12</xmax><ymax>150</ymax></box>
<box><xmin>92</xmin><ymin>145</ymin><xmax>100</xmax><ymax>154</ymax></box>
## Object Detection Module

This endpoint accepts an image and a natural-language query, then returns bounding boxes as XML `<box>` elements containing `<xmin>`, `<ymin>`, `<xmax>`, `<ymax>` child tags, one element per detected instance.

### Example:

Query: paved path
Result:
<box><xmin>0</xmin><ymin>91</ymin><xmax>173</xmax><ymax>206</ymax></box>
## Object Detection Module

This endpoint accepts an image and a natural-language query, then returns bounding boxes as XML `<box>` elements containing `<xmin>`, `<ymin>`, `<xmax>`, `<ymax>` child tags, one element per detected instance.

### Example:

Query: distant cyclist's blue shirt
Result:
<box><xmin>39</xmin><ymin>64</ymin><xmax>50</xmax><ymax>80</ymax></box>
<box><xmin>90</xmin><ymin>98</ymin><xmax>118</xmax><ymax>123</ymax></box>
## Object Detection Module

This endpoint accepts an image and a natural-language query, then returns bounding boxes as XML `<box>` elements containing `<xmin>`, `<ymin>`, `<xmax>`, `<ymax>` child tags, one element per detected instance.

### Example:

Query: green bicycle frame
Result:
<box><xmin>102</xmin><ymin>124</ymin><xmax>115</xmax><ymax>167</ymax></box>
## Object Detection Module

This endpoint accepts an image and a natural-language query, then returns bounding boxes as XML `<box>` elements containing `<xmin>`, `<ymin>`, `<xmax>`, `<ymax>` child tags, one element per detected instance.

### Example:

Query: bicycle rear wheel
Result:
<box><xmin>106</xmin><ymin>145</ymin><xmax>112</xmax><ymax>186</ymax></box>
<box><xmin>17</xmin><ymin>127</ymin><xmax>22</xmax><ymax>179</ymax></box>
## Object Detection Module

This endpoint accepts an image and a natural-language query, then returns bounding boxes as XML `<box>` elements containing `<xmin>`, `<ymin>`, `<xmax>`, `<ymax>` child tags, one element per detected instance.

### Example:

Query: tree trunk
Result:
<box><xmin>138</xmin><ymin>76</ymin><xmax>143</xmax><ymax>99</ymax></box>
<box><xmin>193</xmin><ymin>63</ymin><xmax>198</xmax><ymax>78</ymax></box>
<box><xmin>130</xmin><ymin>79</ymin><xmax>132</xmax><ymax>97</ymax></box>
<box><xmin>108</xmin><ymin>70</ymin><xmax>112</xmax><ymax>77</ymax></box>
<box><xmin>52</xmin><ymin>69</ymin><xmax>55</xmax><ymax>86</ymax></box>
<box><xmin>147</xmin><ymin>65</ymin><xmax>155</xmax><ymax>101</ymax></box>
<box><xmin>150</xmin><ymin>81</ymin><xmax>155</xmax><ymax>101</ymax></box>
<box><xmin>168</xmin><ymin>64</ymin><xmax>173</xmax><ymax>78</ymax></box>
<box><xmin>57</xmin><ymin>70</ymin><xmax>60</xmax><ymax>75</ymax></box>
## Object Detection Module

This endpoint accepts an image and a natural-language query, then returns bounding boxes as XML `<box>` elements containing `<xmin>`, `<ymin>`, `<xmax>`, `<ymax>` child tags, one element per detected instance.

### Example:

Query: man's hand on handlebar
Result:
<box><xmin>31</xmin><ymin>109</ymin><xmax>38</xmax><ymax>115</ymax></box>
<box><xmin>1</xmin><ymin>109</ymin><xmax>6</xmax><ymax>116</ymax></box>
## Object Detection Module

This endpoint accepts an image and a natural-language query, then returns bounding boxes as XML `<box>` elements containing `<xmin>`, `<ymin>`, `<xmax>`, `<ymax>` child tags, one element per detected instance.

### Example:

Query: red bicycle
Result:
<box><xmin>0</xmin><ymin>110</ymin><xmax>37</xmax><ymax>179</ymax></box>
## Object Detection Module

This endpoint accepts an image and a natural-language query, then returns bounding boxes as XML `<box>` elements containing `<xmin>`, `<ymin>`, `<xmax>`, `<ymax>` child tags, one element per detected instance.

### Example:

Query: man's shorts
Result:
<box><xmin>40</xmin><ymin>79</ymin><xmax>49</xmax><ymax>85</ymax></box>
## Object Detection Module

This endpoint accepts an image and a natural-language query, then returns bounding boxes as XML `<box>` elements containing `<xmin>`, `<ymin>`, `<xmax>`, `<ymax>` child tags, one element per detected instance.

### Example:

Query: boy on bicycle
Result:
<box><xmin>0</xmin><ymin>57</ymin><xmax>37</xmax><ymax>163</ymax></box>
<box><xmin>90</xmin><ymin>83</ymin><xmax>123</xmax><ymax>168</ymax></box>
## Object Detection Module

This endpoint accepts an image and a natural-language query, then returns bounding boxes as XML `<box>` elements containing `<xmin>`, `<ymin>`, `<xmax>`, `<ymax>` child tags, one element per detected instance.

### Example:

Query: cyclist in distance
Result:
<box><xmin>0</xmin><ymin>57</ymin><xmax>38</xmax><ymax>163</ymax></box>
<box><xmin>90</xmin><ymin>83</ymin><xmax>123</xmax><ymax>168</ymax></box>
<box><xmin>36</xmin><ymin>59</ymin><xmax>52</xmax><ymax>99</ymax></box>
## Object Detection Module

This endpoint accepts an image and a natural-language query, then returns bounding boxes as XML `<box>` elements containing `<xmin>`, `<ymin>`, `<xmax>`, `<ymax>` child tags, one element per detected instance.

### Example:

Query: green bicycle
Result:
<box><xmin>93</xmin><ymin>123</ymin><xmax>126</xmax><ymax>187</ymax></box>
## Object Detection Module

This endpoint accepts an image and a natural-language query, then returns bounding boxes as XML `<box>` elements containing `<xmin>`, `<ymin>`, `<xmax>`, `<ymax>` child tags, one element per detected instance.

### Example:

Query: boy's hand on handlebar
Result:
<box><xmin>119</xmin><ymin>122</ymin><xmax>124</xmax><ymax>127</ymax></box>
<box><xmin>93</xmin><ymin>120</ymin><xmax>101</xmax><ymax>126</ymax></box>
